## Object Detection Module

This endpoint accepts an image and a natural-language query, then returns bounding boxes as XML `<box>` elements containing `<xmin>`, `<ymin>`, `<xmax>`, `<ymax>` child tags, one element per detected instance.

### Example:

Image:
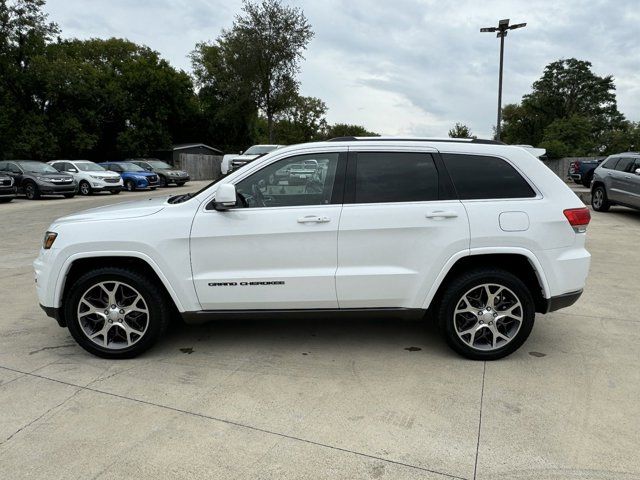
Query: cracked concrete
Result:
<box><xmin>1</xmin><ymin>185</ymin><xmax>640</xmax><ymax>479</ymax></box>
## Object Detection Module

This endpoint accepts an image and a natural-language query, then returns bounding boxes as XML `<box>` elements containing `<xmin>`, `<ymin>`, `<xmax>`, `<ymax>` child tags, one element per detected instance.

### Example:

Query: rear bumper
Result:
<box><xmin>569</xmin><ymin>173</ymin><xmax>582</xmax><ymax>181</ymax></box>
<box><xmin>542</xmin><ymin>289</ymin><xmax>583</xmax><ymax>313</ymax></box>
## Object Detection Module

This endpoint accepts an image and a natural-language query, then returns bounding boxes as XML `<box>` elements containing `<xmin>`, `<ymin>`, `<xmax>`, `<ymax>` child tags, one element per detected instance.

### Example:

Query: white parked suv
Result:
<box><xmin>221</xmin><ymin>144</ymin><xmax>283</xmax><ymax>175</ymax></box>
<box><xmin>49</xmin><ymin>160</ymin><xmax>123</xmax><ymax>195</ymax></box>
<box><xmin>34</xmin><ymin>138</ymin><xmax>591</xmax><ymax>360</ymax></box>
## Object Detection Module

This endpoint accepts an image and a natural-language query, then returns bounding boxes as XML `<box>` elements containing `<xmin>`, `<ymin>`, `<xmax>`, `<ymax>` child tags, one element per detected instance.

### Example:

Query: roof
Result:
<box><xmin>172</xmin><ymin>143</ymin><xmax>223</xmax><ymax>154</ymax></box>
<box><xmin>327</xmin><ymin>136</ymin><xmax>504</xmax><ymax>145</ymax></box>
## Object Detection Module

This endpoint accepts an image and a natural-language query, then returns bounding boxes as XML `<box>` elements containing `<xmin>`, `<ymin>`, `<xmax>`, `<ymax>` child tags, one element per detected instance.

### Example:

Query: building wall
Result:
<box><xmin>175</xmin><ymin>153</ymin><xmax>222</xmax><ymax>181</ymax></box>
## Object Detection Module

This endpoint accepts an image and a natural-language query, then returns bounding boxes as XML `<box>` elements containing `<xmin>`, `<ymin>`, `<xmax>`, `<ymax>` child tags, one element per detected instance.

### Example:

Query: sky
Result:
<box><xmin>44</xmin><ymin>0</ymin><xmax>639</xmax><ymax>139</ymax></box>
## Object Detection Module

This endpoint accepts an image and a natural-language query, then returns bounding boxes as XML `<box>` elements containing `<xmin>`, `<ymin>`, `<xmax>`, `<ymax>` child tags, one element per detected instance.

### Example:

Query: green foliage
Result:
<box><xmin>322</xmin><ymin>123</ymin><xmax>378</xmax><ymax>139</ymax></box>
<box><xmin>501</xmin><ymin>58</ymin><xmax>627</xmax><ymax>158</ymax></box>
<box><xmin>216</xmin><ymin>0</ymin><xmax>314</xmax><ymax>142</ymax></box>
<box><xmin>272</xmin><ymin>95</ymin><xmax>328</xmax><ymax>144</ymax></box>
<box><xmin>448</xmin><ymin>122</ymin><xmax>474</xmax><ymax>139</ymax></box>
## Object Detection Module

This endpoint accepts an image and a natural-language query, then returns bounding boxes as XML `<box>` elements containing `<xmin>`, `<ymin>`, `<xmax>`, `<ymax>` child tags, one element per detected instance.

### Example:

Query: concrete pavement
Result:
<box><xmin>1</xmin><ymin>185</ymin><xmax>639</xmax><ymax>479</ymax></box>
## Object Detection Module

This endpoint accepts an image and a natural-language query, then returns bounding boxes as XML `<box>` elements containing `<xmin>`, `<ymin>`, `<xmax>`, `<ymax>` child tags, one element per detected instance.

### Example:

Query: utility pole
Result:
<box><xmin>481</xmin><ymin>19</ymin><xmax>526</xmax><ymax>141</ymax></box>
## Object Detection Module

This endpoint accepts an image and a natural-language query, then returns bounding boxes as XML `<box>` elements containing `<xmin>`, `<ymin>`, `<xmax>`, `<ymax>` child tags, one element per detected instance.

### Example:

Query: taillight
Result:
<box><xmin>563</xmin><ymin>207</ymin><xmax>591</xmax><ymax>233</ymax></box>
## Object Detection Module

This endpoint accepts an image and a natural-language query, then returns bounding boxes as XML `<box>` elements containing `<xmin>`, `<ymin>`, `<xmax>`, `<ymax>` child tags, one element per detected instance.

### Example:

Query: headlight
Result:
<box><xmin>89</xmin><ymin>175</ymin><xmax>103</xmax><ymax>180</ymax></box>
<box><xmin>36</xmin><ymin>176</ymin><xmax>51</xmax><ymax>183</ymax></box>
<box><xmin>43</xmin><ymin>231</ymin><xmax>57</xmax><ymax>249</ymax></box>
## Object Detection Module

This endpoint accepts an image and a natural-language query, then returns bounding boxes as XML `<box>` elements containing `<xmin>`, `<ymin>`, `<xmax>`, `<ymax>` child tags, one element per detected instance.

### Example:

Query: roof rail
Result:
<box><xmin>326</xmin><ymin>136</ymin><xmax>505</xmax><ymax>145</ymax></box>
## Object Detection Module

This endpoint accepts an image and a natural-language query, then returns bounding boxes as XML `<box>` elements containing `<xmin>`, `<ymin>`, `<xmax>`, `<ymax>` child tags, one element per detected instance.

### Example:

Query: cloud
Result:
<box><xmin>44</xmin><ymin>0</ymin><xmax>640</xmax><ymax>138</ymax></box>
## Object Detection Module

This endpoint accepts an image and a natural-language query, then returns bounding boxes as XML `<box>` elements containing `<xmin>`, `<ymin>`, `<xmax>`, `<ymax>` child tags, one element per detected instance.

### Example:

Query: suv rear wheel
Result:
<box><xmin>591</xmin><ymin>185</ymin><xmax>610</xmax><ymax>212</ymax></box>
<box><xmin>436</xmin><ymin>268</ymin><xmax>535</xmax><ymax>360</ymax></box>
<box><xmin>64</xmin><ymin>267</ymin><xmax>170</xmax><ymax>359</ymax></box>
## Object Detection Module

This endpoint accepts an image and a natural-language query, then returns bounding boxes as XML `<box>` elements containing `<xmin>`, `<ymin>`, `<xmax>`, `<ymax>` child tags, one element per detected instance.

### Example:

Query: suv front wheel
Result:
<box><xmin>64</xmin><ymin>267</ymin><xmax>170</xmax><ymax>358</ymax></box>
<box><xmin>436</xmin><ymin>268</ymin><xmax>535</xmax><ymax>360</ymax></box>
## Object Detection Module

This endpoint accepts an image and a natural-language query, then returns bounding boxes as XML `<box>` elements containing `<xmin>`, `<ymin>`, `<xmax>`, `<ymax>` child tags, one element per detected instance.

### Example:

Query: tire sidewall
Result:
<box><xmin>439</xmin><ymin>270</ymin><xmax>535</xmax><ymax>360</ymax></box>
<box><xmin>64</xmin><ymin>269</ymin><xmax>168</xmax><ymax>359</ymax></box>
<box><xmin>25</xmin><ymin>181</ymin><xmax>38</xmax><ymax>199</ymax></box>
<box><xmin>591</xmin><ymin>186</ymin><xmax>608</xmax><ymax>211</ymax></box>
<box><xmin>125</xmin><ymin>179</ymin><xmax>135</xmax><ymax>191</ymax></box>
<box><xmin>79</xmin><ymin>180</ymin><xmax>91</xmax><ymax>195</ymax></box>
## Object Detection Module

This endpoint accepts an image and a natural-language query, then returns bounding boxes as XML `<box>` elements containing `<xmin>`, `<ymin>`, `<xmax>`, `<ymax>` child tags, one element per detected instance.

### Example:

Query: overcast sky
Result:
<box><xmin>44</xmin><ymin>0</ymin><xmax>639</xmax><ymax>138</ymax></box>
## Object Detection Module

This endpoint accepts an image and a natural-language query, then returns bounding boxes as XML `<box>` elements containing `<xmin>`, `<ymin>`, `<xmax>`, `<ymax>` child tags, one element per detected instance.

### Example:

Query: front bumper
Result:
<box><xmin>40</xmin><ymin>304</ymin><xmax>65</xmax><ymax>327</ymax></box>
<box><xmin>0</xmin><ymin>186</ymin><xmax>17</xmax><ymax>198</ymax></box>
<box><xmin>38</xmin><ymin>183</ymin><xmax>77</xmax><ymax>194</ymax></box>
<box><xmin>168</xmin><ymin>175</ymin><xmax>190</xmax><ymax>184</ymax></box>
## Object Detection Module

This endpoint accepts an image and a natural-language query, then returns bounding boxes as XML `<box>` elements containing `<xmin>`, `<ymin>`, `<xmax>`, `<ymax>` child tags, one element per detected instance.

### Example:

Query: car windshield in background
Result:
<box><xmin>76</xmin><ymin>162</ymin><xmax>105</xmax><ymax>172</ymax></box>
<box><xmin>117</xmin><ymin>162</ymin><xmax>145</xmax><ymax>172</ymax></box>
<box><xmin>244</xmin><ymin>146</ymin><xmax>277</xmax><ymax>155</ymax></box>
<box><xmin>19</xmin><ymin>161</ymin><xmax>58</xmax><ymax>173</ymax></box>
<box><xmin>147</xmin><ymin>160</ymin><xmax>173</xmax><ymax>169</ymax></box>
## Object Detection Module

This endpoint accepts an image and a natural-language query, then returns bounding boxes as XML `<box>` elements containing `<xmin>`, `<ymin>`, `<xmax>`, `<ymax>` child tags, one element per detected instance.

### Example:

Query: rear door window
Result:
<box><xmin>442</xmin><ymin>154</ymin><xmax>536</xmax><ymax>199</ymax></box>
<box><xmin>354</xmin><ymin>152</ymin><xmax>439</xmax><ymax>203</ymax></box>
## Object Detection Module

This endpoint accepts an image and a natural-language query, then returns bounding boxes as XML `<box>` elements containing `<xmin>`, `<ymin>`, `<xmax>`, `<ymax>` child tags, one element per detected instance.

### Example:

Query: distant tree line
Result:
<box><xmin>0</xmin><ymin>0</ymin><xmax>376</xmax><ymax>161</ymax></box>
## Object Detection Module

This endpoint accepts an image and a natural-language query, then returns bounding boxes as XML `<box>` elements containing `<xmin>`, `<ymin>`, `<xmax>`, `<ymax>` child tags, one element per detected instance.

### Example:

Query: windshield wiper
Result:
<box><xmin>168</xmin><ymin>192</ymin><xmax>194</xmax><ymax>204</ymax></box>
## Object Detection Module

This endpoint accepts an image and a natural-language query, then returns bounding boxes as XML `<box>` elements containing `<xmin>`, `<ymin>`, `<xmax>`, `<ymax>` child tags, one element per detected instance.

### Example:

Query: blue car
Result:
<box><xmin>100</xmin><ymin>162</ymin><xmax>160</xmax><ymax>191</ymax></box>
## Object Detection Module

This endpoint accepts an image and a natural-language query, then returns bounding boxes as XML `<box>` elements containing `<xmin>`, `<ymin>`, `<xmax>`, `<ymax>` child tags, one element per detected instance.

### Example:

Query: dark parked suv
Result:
<box><xmin>591</xmin><ymin>153</ymin><xmax>640</xmax><ymax>212</ymax></box>
<box><xmin>128</xmin><ymin>159</ymin><xmax>190</xmax><ymax>187</ymax></box>
<box><xmin>0</xmin><ymin>173</ymin><xmax>17</xmax><ymax>203</ymax></box>
<box><xmin>0</xmin><ymin>160</ymin><xmax>77</xmax><ymax>200</ymax></box>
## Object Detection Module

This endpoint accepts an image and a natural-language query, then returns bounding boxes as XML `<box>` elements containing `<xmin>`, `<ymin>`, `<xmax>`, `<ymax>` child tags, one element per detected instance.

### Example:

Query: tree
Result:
<box><xmin>216</xmin><ymin>0</ymin><xmax>314</xmax><ymax>142</ymax></box>
<box><xmin>501</xmin><ymin>58</ymin><xmax>626</xmax><ymax>157</ymax></box>
<box><xmin>322</xmin><ymin>123</ymin><xmax>378</xmax><ymax>139</ymax></box>
<box><xmin>272</xmin><ymin>95</ymin><xmax>327</xmax><ymax>144</ymax></box>
<box><xmin>448</xmin><ymin>122</ymin><xmax>474</xmax><ymax>139</ymax></box>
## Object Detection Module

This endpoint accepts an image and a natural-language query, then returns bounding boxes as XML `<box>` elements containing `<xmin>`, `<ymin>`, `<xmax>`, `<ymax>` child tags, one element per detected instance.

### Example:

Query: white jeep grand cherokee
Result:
<box><xmin>34</xmin><ymin>138</ymin><xmax>591</xmax><ymax>360</ymax></box>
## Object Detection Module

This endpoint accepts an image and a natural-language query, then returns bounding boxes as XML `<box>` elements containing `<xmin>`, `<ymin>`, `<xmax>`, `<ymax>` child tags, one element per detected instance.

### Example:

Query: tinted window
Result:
<box><xmin>354</xmin><ymin>152</ymin><xmax>438</xmax><ymax>203</ymax></box>
<box><xmin>235</xmin><ymin>153</ymin><xmax>339</xmax><ymax>208</ymax></box>
<box><xmin>602</xmin><ymin>157</ymin><xmax>620</xmax><ymax>170</ymax></box>
<box><xmin>615</xmin><ymin>158</ymin><xmax>635</xmax><ymax>172</ymax></box>
<box><xmin>442</xmin><ymin>154</ymin><xmax>535</xmax><ymax>200</ymax></box>
<box><xmin>0</xmin><ymin>162</ymin><xmax>6</xmax><ymax>171</ymax></box>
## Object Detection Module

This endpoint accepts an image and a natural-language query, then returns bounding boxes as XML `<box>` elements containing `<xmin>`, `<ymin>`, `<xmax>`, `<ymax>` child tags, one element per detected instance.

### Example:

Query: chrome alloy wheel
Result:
<box><xmin>453</xmin><ymin>283</ymin><xmax>523</xmax><ymax>351</ymax></box>
<box><xmin>592</xmin><ymin>188</ymin><xmax>603</xmax><ymax>209</ymax></box>
<box><xmin>77</xmin><ymin>281</ymin><xmax>149</xmax><ymax>350</ymax></box>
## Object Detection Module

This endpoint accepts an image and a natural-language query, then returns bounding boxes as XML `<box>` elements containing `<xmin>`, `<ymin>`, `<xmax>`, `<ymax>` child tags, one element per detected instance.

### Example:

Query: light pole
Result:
<box><xmin>481</xmin><ymin>19</ymin><xmax>526</xmax><ymax>141</ymax></box>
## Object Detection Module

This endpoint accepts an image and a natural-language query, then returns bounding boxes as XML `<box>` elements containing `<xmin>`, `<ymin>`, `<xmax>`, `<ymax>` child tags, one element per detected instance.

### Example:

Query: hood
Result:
<box><xmin>233</xmin><ymin>154</ymin><xmax>260</xmax><ymax>161</ymax></box>
<box><xmin>87</xmin><ymin>171</ymin><xmax>121</xmax><ymax>178</ymax></box>
<box><xmin>30</xmin><ymin>171</ymin><xmax>74</xmax><ymax>180</ymax></box>
<box><xmin>52</xmin><ymin>196</ymin><xmax>168</xmax><ymax>225</ymax></box>
<box><xmin>123</xmin><ymin>170</ymin><xmax>157</xmax><ymax>177</ymax></box>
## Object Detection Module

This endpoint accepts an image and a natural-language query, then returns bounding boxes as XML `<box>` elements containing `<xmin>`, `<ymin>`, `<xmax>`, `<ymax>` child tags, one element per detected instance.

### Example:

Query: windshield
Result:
<box><xmin>76</xmin><ymin>162</ymin><xmax>106</xmax><ymax>172</ymax></box>
<box><xmin>117</xmin><ymin>162</ymin><xmax>145</xmax><ymax>172</ymax></box>
<box><xmin>19</xmin><ymin>161</ymin><xmax>57</xmax><ymax>173</ymax></box>
<box><xmin>147</xmin><ymin>160</ymin><xmax>173</xmax><ymax>169</ymax></box>
<box><xmin>244</xmin><ymin>145</ymin><xmax>277</xmax><ymax>155</ymax></box>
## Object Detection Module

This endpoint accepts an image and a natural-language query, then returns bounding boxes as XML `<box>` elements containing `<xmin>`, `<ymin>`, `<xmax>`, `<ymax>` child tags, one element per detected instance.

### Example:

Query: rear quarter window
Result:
<box><xmin>442</xmin><ymin>153</ymin><xmax>536</xmax><ymax>200</ymax></box>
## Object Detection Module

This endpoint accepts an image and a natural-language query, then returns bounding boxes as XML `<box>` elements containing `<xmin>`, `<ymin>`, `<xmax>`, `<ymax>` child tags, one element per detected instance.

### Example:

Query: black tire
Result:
<box><xmin>110</xmin><ymin>189</ymin><xmax>121</xmax><ymax>195</ymax></box>
<box><xmin>158</xmin><ymin>175</ymin><xmax>167</xmax><ymax>187</ymax></box>
<box><xmin>0</xmin><ymin>197</ymin><xmax>13</xmax><ymax>203</ymax></box>
<box><xmin>176</xmin><ymin>182</ymin><xmax>185</xmax><ymax>187</ymax></box>
<box><xmin>79</xmin><ymin>180</ymin><xmax>92</xmax><ymax>196</ymax></box>
<box><xmin>64</xmin><ymin>193</ymin><xmax>75</xmax><ymax>198</ymax></box>
<box><xmin>581</xmin><ymin>171</ymin><xmax>593</xmax><ymax>188</ymax></box>
<box><xmin>64</xmin><ymin>267</ymin><xmax>171</xmax><ymax>359</ymax></box>
<box><xmin>436</xmin><ymin>268</ymin><xmax>535</xmax><ymax>361</ymax></box>
<box><xmin>24</xmin><ymin>181</ymin><xmax>40</xmax><ymax>200</ymax></box>
<box><xmin>591</xmin><ymin>185</ymin><xmax>610</xmax><ymax>212</ymax></box>
<box><xmin>124</xmin><ymin>179</ymin><xmax>136</xmax><ymax>191</ymax></box>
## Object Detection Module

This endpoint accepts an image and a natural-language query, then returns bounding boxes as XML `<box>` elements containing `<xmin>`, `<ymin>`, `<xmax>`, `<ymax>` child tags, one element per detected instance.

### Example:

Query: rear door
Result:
<box><xmin>608</xmin><ymin>157</ymin><xmax>634</xmax><ymax>203</ymax></box>
<box><xmin>621</xmin><ymin>158</ymin><xmax>640</xmax><ymax>208</ymax></box>
<box><xmin>336</xmin><ymin>148</ymin><xmax>469</xmax><ymax>309</ymax></box>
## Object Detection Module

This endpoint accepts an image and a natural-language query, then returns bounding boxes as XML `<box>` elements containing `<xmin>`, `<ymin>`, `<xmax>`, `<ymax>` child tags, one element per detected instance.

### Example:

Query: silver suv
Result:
<box><xmin>591</xmin><ymin>153</ymin><xmax>640</xmax><ymax>212</ymax></box>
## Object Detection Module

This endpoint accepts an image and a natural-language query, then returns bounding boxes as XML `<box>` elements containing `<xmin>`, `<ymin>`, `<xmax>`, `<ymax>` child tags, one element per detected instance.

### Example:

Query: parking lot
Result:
<box><xmin>1</xmin><ymin>185</ymin><xmax>639</xmax><ymax>480</ymax></box>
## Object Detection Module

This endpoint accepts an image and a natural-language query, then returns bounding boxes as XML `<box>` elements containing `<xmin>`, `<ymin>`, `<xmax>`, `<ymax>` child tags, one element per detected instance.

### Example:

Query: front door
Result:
<box><xmin>336</xmin><ymin>150</ymin><xmax>469</xmax><ymax>309</ymax></box>
<box><xmin>190</xmin><ymin>150</ymin><xmax>346</xmax><ymax>310</ymax></box>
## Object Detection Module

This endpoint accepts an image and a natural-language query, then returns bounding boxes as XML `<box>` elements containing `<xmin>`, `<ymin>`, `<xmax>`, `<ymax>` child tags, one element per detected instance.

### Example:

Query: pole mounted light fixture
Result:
<box><xmin>480</xmin><ymin>19</ymin><xmax>526</xmax><ymax>141</ymax></box>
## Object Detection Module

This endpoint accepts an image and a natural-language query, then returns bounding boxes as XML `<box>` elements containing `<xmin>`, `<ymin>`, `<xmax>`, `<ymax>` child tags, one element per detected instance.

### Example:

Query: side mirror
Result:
<box><xmin>635</xmin><ymin>168</ymin><xmax>640</xmax><ymax>176</ymax></box>
<box><xmin>239</xmin><ymin>151</ymin><xmax>243</xmax><ymax>155</ymax></box>
<box><xmin>213</xmin><ymin>184</ymin><xmax>237</xmax><ymax>211</ymax></box>
<box><xmin>68</xmin><ymin>168</ymin><xmax>78</xmax><ymax>173</ymax></box>
<box><xmin>145</xmin><ymin>166</ymin><xmax>153</xmax><ymax>171</ymax></box>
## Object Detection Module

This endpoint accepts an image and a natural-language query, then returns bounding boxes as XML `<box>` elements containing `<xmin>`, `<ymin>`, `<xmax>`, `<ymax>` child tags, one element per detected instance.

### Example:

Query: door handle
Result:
<box><xmin>426</xmin><ymin>210</ymin><xmax>458</xmax><ymax>219</ymax></box>
<box><xmin>297</xmin><ymin>215</ymin><xmax>330</xmax><ymax>223</ymax></box>
<box><xmin>624</xmin><ymin>175</ymin><xmax>631</xmax><ymax>179</ymax></box>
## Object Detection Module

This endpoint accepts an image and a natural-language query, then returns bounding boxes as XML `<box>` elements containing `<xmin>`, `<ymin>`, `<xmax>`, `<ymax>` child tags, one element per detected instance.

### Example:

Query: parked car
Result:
<box><xmin>35</xmin><ymin>137</ymin><xmax>591</xmax><ymax>360</ymax></box>
<box><xmin>221</xmin><ymin>144</ymin><xmax>283</xmax><ymax>175</ymax></box>
<box><xmin>99</xmin><ymin>162</ymin><xmax>159</xmax><ymax>191</ymax></box>
<box><xmin>0</xmin><ymin>173</ymin><xmax>17</xmax><ymax>203</ymax></box>
<box><xmin>591</xmin><ymin>152</ymin><xmax>640</xmax><ymax>212</ymax></box>
<box><xmin>49</xmin><ymin>160</ymin><xmax>123</xmax><ymax>196</ymax></box>
<box><xmin>128</xmin><ymin>159</ymin><xmax>190</xmax><ymax>187</ymax></box>
<box><xmin>568</xmin><ymin>158</ymin><xmax>604</xmax><ymax>187</ymax></box>
<box><xmin>0</xmin><ymin>160</ymin><xmax>77</xmax><ymax>199</ymax></box>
